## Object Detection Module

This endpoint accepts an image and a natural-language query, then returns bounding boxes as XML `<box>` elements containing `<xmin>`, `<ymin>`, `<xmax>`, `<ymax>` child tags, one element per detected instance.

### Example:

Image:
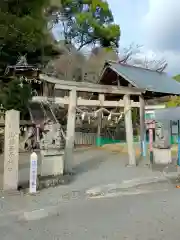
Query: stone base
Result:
<box><xmin>41</xmin><ymin>153</ymin><xmax>64</xmax><ymax>176</ymax></box>
<box><xmin>153</xmin><ymin>147</ymin><xmax>172</xmax><ymax>164</ymax></box>
<box><xmin>37</xmin><ymin>174</ymin><xmax>73</xmax><ymax>190</ymax></box>
<box><xmin>16</xmin><ymin>174</ymin><xmax>74</xmax><ymax>193</ymax></box>
<box><xmin>0</xmin><ymin>189</ymin><xmax>22</xmax><ymax>197</ymax></box>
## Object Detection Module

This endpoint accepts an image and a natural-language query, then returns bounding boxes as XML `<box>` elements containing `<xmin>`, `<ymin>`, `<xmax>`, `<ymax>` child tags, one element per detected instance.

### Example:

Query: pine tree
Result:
<box><xmin>60</xmin><ymin>0</ymin><xmax>120</xmax><ymax>50</ymax></box>
<box><xmin>0</xmin><ymin>0</ymin><xmax>59</xmax><ymax>73</ymax></box>
<box><xmin>0</xmin><ymin>0</ymin><xmax>61</xmax><ymax>117</ymax></box>
<box><xmin>0</xmin><ymin>78</ymin><xmax>32</xmax><ymax>119</ymax></box>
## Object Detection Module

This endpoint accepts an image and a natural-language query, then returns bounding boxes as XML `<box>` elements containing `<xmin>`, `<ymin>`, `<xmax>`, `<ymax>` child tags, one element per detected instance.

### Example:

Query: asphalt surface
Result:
<box><xmin>0</xmin><ymin>148</ymin><xmax>179</xmax><ymax>239</ymax></box>
<box><xmin>1</xmin><ymin>188</ymin><xmax>180</xmax><ymax>240</ymax></box>
<box><xmin>0</xmin><ymin>148</ymin><xmax>166</xmax><ymax>190</ymax></box>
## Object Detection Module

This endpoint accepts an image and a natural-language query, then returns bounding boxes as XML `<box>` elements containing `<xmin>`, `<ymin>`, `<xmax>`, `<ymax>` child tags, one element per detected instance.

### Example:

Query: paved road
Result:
<box><xmin>0</xmin><ymin>148</ymin><xmax>179</xmax><ymax>239</ymax></box>
<box><xmin>1</xmin><ymin>188</ymin><xmax>180</xmax><ymax>240</ymax></box>
<box><xmin>0</xmin><ymin>148</ymin><xmax>174</xmax><ymax>216</ymax></box>
<box><xmin>0</xmin><ymin>148</ymin><xmax>164</xmax><ymax>189</ymax></box>
<box><xmin>0</xmin><ymin>147</ymin><xmax>92</xmax><ymax>187</ymax></box>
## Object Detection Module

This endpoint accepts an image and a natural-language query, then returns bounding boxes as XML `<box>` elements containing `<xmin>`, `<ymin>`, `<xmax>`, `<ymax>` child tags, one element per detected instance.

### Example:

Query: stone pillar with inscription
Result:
<box><xmin>40</xmin><ymin>121</ymin><xmax>64</xmax><ymax>176</ymax></box>
<box><xmin>3</xmin><ymin>110</ymin><xmax>20</xmax><ymax>190</ymax></box>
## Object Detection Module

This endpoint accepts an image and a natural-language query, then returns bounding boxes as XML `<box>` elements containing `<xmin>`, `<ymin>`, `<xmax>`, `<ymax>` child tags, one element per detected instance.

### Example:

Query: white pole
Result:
<box><xmin>29</xmin><ymin>152</ymin><xmax>38</xmax><ymax>194</ymax></box>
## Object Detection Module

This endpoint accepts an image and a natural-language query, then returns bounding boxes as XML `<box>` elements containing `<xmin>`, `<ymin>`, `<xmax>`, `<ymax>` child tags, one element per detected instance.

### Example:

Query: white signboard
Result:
<box><xmin>171</xmin><ymin>121</ymin><xmax>179</xmax><ymax>135</ymax></box>
<box><xmin>29</xmin><ymin>152</ymin><xmax>38</xmax><ymax>193</ymax></box>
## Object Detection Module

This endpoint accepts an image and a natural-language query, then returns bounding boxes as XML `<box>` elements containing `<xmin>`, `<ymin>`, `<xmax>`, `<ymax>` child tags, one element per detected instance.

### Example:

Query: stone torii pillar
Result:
<box><xmin>97</xmin><ymin>94</ymin><xmax>104</xmax><ymax>147</ymax></box>
<box><xmin>139</xmin><ymin>95</ymin><xmax>146</xmax><ymax>158</ymax></box>
<box><xmin>123</xmin><ymin>94</ymin><xmax>136</xmax><ymax>165</ymax></box>
<box><xmin>64</xmin><ymin>89</ymin><xmax>77</xmax><ymax>174</ymax></box>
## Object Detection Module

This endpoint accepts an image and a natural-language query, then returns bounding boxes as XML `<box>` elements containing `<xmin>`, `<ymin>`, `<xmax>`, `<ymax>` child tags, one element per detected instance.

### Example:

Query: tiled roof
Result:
<box><xmin>103</xmin><ymin>62</ymin><xmax>180</xmax><ymax>95</ymax></box>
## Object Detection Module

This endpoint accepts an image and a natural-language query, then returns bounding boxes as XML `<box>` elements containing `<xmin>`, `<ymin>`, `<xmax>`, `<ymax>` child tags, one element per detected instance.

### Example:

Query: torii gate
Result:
<box><xmin>39</xmin><ymin>74</ymin><xmax>146</xmax><ymax>173</ymax></box>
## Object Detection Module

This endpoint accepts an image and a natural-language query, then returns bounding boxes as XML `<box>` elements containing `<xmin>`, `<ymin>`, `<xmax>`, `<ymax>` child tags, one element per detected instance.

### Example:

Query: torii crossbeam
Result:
<box><xmin>39</xmin><ymin>74</ymin><xmax>146</xmax><ymax>173</ymax></box>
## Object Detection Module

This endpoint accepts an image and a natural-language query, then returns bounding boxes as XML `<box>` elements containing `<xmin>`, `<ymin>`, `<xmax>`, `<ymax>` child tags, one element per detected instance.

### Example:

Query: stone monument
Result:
<box><xmin>3</xmin><ymin>110</ymin><xmax>20</xmax><ymax>190</ymax></box>
<box><xmin>40</xmin><ymin>120</ymin><xmax>64</xmax><ymax>176</ymax></box>
<box><xmin>154</xmin><ymin>121</ymin><xmax>170</xmax><ymax>148</ymax></box>
<box><xmin>153</xmin><ymin>121</ymin><xmax>172</xmax><ymax>164</ymax></box>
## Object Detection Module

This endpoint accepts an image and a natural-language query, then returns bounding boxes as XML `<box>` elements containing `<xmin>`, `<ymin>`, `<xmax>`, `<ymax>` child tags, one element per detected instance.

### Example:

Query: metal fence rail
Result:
<box><xmin>75</xmin><ymin>132</ymin><xmax>96</xmax><ymax>145</ymax></box>
<box><xmin>74</xmin><ymin>127</ymin><xmax>127</xmax><ymax>146</ymax></box>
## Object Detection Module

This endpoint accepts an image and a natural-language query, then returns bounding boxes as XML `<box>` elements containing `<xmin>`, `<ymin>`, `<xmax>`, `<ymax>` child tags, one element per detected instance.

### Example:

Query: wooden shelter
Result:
<box><xmin>98</xmin><ymin>61</ymin><xmax>180</xmax><ymax>157</ymax></box>
<box><xmin>99</xmin><ymin>61</ymin><xmax>180</xmax><ymax>98</ymax></box>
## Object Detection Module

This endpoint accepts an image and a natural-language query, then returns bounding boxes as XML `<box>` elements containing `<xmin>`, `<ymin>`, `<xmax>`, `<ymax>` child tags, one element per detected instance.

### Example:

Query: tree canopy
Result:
<box><xmin>0</xmin><ymin>78</ymin><xmax>32</xmax><ymax>118</ymax></box>
<box><xmin>173</xmin><ymin>74</ymin><xmax>180</xmax><ymax>82</ymax></box>
<box><xmin>0</xmin><ymin>0</ymin><xmax>61</xmax><ymax>116</ymax></box>
<box><xmin>0</xmin><ymin>0</ymin><xmax>120</xmax><ymax>117</ymax></box>
<box><xmin>0</xmin><ymin>0</ymin><xmax>60</xmax><ymax>74</ymax></box>
<box><xmin>166</xmin><ymin>74</ymin><xmax>180</xmax><ymax>108</ymax></box>
<box><xmin>59</xmin><ymin>0</ymin><xmax>120</xmax><ymax>50</ymax></box>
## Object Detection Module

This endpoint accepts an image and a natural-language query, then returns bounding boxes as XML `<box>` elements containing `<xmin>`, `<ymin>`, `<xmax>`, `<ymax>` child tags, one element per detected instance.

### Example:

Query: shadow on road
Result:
<box><xmin>73</xmin><ymin>150</ymin><xmax>109</xmax><ymax>175</ymax></box>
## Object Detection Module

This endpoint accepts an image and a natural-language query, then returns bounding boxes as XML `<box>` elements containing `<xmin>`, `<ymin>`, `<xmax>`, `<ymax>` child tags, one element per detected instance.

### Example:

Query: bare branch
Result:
<box><xmin>77</xmin><ymin>39</ymin><xmax>95</xmax><ymax>51</ymax></box>
<box><xmin>119</xmin><ymin>43</ymin><xmax>142</xmax><ymax>63</ymax></box>
<box><xmin>118</xmin><ymin>43</ymin><xmax>168</xmax><ymax>72</ymax></box>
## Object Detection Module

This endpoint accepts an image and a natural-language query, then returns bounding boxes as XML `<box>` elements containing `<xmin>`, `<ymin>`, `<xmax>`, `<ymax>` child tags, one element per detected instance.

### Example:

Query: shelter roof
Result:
<box><xmin>99</xmin><ymin>62</ymin><xmax>180</xmax><ymax>96</ymax></box>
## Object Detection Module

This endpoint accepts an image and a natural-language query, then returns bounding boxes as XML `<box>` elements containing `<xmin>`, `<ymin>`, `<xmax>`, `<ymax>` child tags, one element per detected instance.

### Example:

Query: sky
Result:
<box><xmin>108</xmin><ymin>0</ymin><xmax>180</xmax><ymax>75</ymax></box>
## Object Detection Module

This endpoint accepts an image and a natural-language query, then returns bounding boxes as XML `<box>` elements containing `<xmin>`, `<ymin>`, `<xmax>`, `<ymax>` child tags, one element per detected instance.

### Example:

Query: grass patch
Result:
<box><xmin>101</xmin><ymin>143</ymin><xmax>179</xmax><ymax>158</ymax></box>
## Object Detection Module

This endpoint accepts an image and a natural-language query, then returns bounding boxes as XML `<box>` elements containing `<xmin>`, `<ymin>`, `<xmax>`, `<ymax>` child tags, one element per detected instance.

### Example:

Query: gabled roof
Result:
<box><xmin>100</xmin><ymin>62</ymin><xmax>180</xmax><ymax>95</ymax></box>
<box><xmin>154</xmin><ymin>107</ymin><xmax>180</xmax><ymax>121</ymax></box>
